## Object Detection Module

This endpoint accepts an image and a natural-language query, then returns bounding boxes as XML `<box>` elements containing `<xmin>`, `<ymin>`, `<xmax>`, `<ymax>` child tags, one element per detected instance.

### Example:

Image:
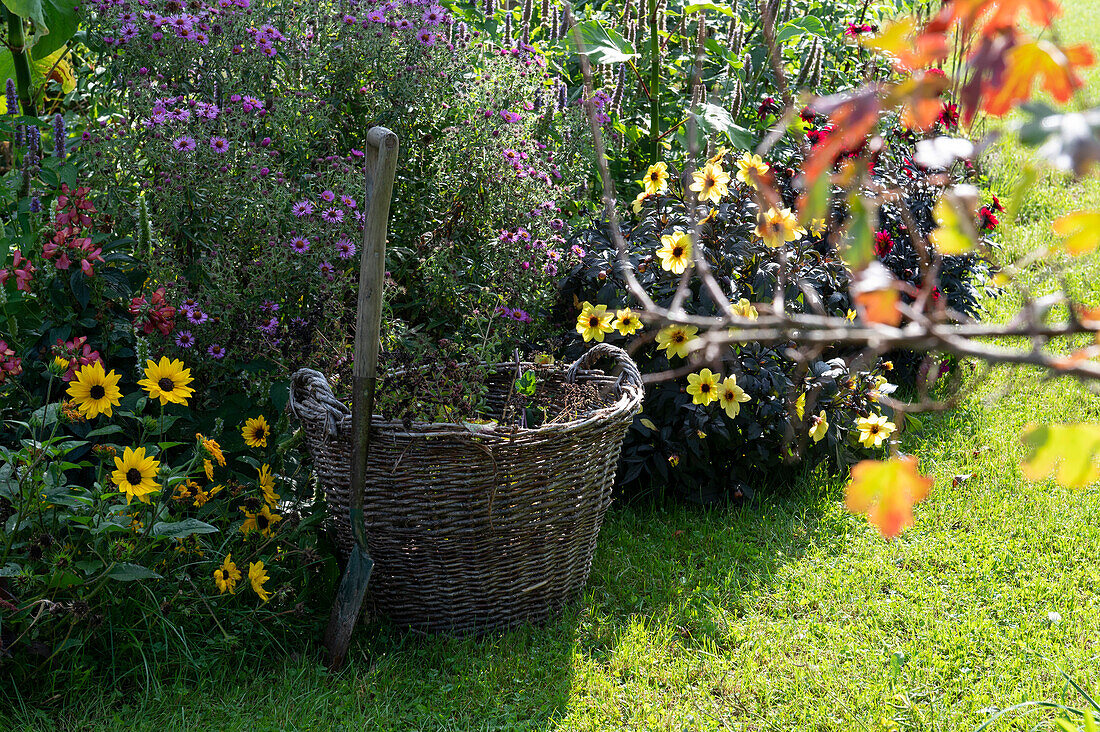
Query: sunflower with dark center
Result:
<box><xmin>686</xmin><ymin>368</ymin><xmax>721</xmax><ymax>406</ymax></box>
<box><xmin>241</xmin><ymin>415</ymin><xmax>271</xmax><ymax>448</ymax></box>
<box><xmin>111</xmin><ymin>447</ymin><xmax>161</xmax><ymax>504</ymax></box>
<box><xmin>656</xmin><ymin>231</ymin><xmax>693</xmax><ymax>274</ymax></box>
<box><xmin>655</xmin><ymin>324</ymin><xmax>699</xmax><ymax>360</ymax></box>
<box><xmin>137</xmin><ymin>356</ymin><xmax>195</xmax><ymax>406</ymax></box>
<box><xmin>66</xmin><ymin>361</ymin><xmax>122</xmax><ymax>418</ymax></box>
<box><xmin>240</xmin><ymin>504</ymin><xmax>282</xmax><ymax>537</ymax></box>
<box><xmin>575</xmin><ymin>301</ymin><xmax>614</xmax><ymax>342</ymax></box>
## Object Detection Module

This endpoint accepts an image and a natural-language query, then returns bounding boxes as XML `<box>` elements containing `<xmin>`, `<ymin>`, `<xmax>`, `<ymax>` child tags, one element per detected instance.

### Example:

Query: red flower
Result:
<box><xmin>874</xmin><ymin>231</ymin><xmax>895</xmax><ymax>257</ymax></box>
<box><xmin>978</xmin><ymin>206</ymin><xmax>999</xmax><ymax>231</ymax></box>
<box><xmin>991</xmin><ymin>195</ymin><xmax>1005</xmax><ymax>212</ymax></box>
<box><xmin>0</xmin><ymin>339</ymin><xmax>21</xmax><ymax>384</ymax></box>
<box><xmin>130</xmin><ymin>288</ymin><xmax>177</xmax><ymax>336</ymax></box>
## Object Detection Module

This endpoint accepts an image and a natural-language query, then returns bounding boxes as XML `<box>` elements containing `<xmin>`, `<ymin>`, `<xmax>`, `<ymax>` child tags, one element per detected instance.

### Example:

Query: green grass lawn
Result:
<box><xmin>9</xmin><ymin>4</ymin><xmax>1100</xmax><ymax>731</ymax></box>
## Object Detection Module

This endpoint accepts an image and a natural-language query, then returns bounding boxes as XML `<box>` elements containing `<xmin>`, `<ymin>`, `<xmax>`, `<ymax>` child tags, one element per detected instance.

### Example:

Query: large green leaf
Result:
<box><xmin>151</xmin><ymin>519</ymin><xmax>219</xmax><ymax>540</ymax></box>
<box><xmin>2</xmin><ymin>0</ymin><xmax>80</xmax><ymax>59</ymax></box>
<box><xmin>0</xmin><ymin>46</ymin><xmax>76</xmax><ymax>113</ymax></box>
<box><xmin>107</xmin><ymin>562</ymin><xmax>163</xmax><ymax>582</ymax></box>
<box><xmin>566</xmin><ymin>20</ymin><xmax>636</xmax><ymax>65</ymax></box>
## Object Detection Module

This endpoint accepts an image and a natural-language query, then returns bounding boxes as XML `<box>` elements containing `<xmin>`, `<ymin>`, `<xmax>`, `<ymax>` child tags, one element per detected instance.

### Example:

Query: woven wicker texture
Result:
<box><xmin>289</xmin><ymin>343</ymin><xmax>644</xmax><ymax>634</ymax></box>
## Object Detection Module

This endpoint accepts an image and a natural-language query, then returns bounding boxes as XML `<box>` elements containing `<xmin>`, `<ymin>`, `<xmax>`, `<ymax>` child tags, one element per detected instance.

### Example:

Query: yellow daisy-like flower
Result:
<box><xmin>755</xmin><ymin>206</ymin><xmax>806</xmax><ymax>248</ymax></box>
<box><xmin>656</xmin><ymin>231</ymin><xmax>693</xmax><ymax>275</ymax></box>
<box><xmin>203</xmin><ymin>459</ymin><xmax>214</xmax><ymax>481</ymax></box>
<box><xmin>640</xmin><ymin>162</ymin><xmax>670</xmax><ymax>195</ymax></box>
<box><xmin>137</xmin><ymin>356</ymin><xmax>194</xmax><ymax>407</ymax></box>
<box><xmin>809</xmin><ymin>217</ymin><xmax>828</xmax><ymax>237</ymax></box>
<box><xmin>707</xmin><ymin>146</ymin><xmax>729</xmax><ymax>166</ymax></box>
<box><xmin>632</xmin><ymin>190</ymin><xmax>650</xmax><ymax>214</ymax></box>
<box><xmin>66</xmin><ymin>361</ymin><xmax>122</xmax><ymax>419</ymax></box>
<box><xmin>111</xmin><ymin>446</ymin><xmax>161</xmax><ymax>505</ymax></box>
<box><xmin>213</xmin><ymin>554</ymin><xmax>241</xmax><ymax>594</ymax></box>
<box><xmin>718</xmin><ymin>376</ymin><xmax>751</xmax><ymax>419</ymax></box>
<box><xmin>809</xmin><ymin>411</ymin><xmax>829</xmax><ymax>443</ymax></box>
<box><xmin>795</xmin><ymin>393</ymin><xmax>806</xmax><ymax>421</ymax></box>
<box><xmin>655</xmin><ymin>324</ymin><xmax>699</xmax><ymax>360</ymax></box>
<box><xmin>241</xmin><ymin>415</ymin><xmax>271</xmax><ymax>448</ymax></box>
<box><xmin>686</xmin><ymin>368</ymin><xmax>721</xmax><ymax>406</ymax></box>
<box><xmin>259</xmin><ymin>464</ymin><xmax>280</xmax><ymax>508</ymax></box>
<box><xmin>576</xmin><ymin>301</ymin><xmax>615</xmax><ymax>343</ymax></box>
<box><xmin>730</xmin><ymin>298</ymin><xmax>758</xmax><ymax>320</ymax></box>
<box><xmin>845</xmin><ymin>308</ymin><xmax>858</xmax><ymax>322</ymax></box>
<box><xmin>241</xmin><ymin>504</ymin><xmax>283</xmax><ymax>538</ymax></box>
<box><xmin>193</xmin><ymin>483</ymin><xmax>222</xmax><ymax>507</ymax></box>
<box><xmin>735</xmin><ymin>152</ymin><xmax>770</xmax><ymax>189</ymax></box>
<box><xmin>248</xmin><ymin>560</ymin><xmax>271</xmax><ymax>603</ymax></box>
<box><xmin>689</xmin><ymin>162</ymin><xmax>731</xmax><ymax>205</ymax></box>
<box><xmin>612</xmin><ymin>308</ymin><xmax>642</xmax><ymax>336</ymax></box>
<box><xmin>197</xmin><ymin>434</ymin><xmax>226</xmax><ymax>467</ymax></box>
<box><xmin>856</xmin><ymin>413</ymin><xmax>896</xmax><ymax>449</ymax></box>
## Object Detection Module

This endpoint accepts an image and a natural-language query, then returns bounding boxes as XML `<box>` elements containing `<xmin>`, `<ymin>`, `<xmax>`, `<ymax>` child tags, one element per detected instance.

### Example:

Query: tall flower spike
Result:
<box><xmin>729</xmin><ymin>77</ymin><xmax>744</xmax><ymax>120</ymax></box>
<box><xmin>611</xmin><ymin>64</ymin><xmax>626</xmax><ymax>115</ymax></box>
<box><xmin>482</xmin><ymin>0</ymin><xmax>494</xmax><ymax>20</ymax></box>
<box><xmin>5</xmin><ymin>78</ymin><xmax>16</xmax><ymax>115</ymax></box>
<box><xmin>503</xmin><ymin>10</ymin><xmax>512</xmax><ymax>43</ymax></box>
<box><xmin>557</xmin><ymin>80</ymin><xmax>568</xmax><ymax>112</ymax></box>
<box><xmin>52</xmin><ymin>113</ymin><xmax>66</xmax><ymax>161</ymax></box>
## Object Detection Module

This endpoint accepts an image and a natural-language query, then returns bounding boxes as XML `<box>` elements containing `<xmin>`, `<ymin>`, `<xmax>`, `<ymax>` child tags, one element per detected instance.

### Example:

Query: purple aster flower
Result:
<box><xmin>335</xmin><ymin>239</ymin><xmax>356</xmax><ymax>259</ymax></box>
<box><xmin>187</xmin><ymin>308</ymin><xmax>209</xmax><ymax>325</ymax></box>
<box><xmin>320</xmin><ymin>190</ymin><xmax>336</xmax><ymax>203</ymax></box>
<box><xmin>209</xmin><ymin>136</ymin><xmax>229</xmax><ymax>153</ymax></box>
<box><xmin>175</xmin><ymin>330</ymin><xmax>196</xmax><ymax>348</ymax></box>
<box><xmin>291</xmin><ymin>200</ymin><xmax>313</xmax><ymax>218</ymax></box>
<box><xmin>395</xmin><ymin>18</ymin><xmax>413</xmax><ymax>30</ymax></box>
<box><xmin>416</xmin><ymin>29</ymin><xmax>436</xmax><ymax>45</ymax></box>
<box><xmin>319</xmin><ymin>261</ymin><xmax>335</xmax><ymax>280</ymax></box>
<box><xmin>172</xmin><ymin>135</ymin><xmax>197</xmax><ymax>152</ymax></box>
<box><xmin>499</xmin><ymin>110</ymin><xmax>521</xmax><ymax>123</ymax></box>
<box><xmin>290</xmin><ymin>236</ymin><xmax>311</xmax><ymax>253</ymax></box>
<box><xmin>207</xmin><ymin>344</ymin><xmax>226</xmax><ymax>359</ymax></box>
<box><xmin>549</xmin><ymin>218</ymin><xmax>564</xmax><ymax>231</ymax></box>
<box><xmin>340</xmin><ymin>195</ymin><xmax>357</xmax><ymax>209</ymax></box>
<box><xmin>261</xmin><ymin>300</ymin><xmax>280</xmax><ymax>312</ymax></box>
<box><xmin>423</xmin><ymin>5</ymin><xmax>446</xmax><ymax>24</ymax></box>
<box><xmin>320</xmin><ymin>207</ymin><xmax>344</xmax><ymax>224</ymax></box>
<box><xmin>259</xmin><ymin>316</ymin><xmax>279</xmax><ymax>334</ymax></box>
<box><xmin>367</xmin><ymin>9</ymin><xmax>386</xmax><ymax>22</ymax></box>
<box><xmin>571</xmin><ymin>244</ymin><xmax>586</xmax><ymax>258</ymax></box>
<box><xmin>543</xmin><ymin>262</ymin><xmax>558</xmax><ymax>276</ymax></box>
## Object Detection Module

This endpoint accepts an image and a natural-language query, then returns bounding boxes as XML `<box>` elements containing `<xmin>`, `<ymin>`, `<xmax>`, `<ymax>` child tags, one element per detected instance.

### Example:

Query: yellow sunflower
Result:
<box><xmin>576</xmin><ymin>301</ymin><xmax>614</xmax><ymax>343</ymax></box>
<box><xmin>241</xmin><ymin>415</ymin><xmax>271</xmax><ymax>448</ymax></box>
<box><xmin>809</xmin><ymin>411</ymin><xmax>829</xmax><ymax>443</ymax></box>
<box><xmin>640</xmin><ymin>162</ymin><xmax>670</xmax><ymax>195</ymax></box>
<box><xmin>193</xmin><ymin>483</ymin><xmax>222</xmax><ymax>507</ymax></box>
<box><xmin>248</xmin><ymin>560</ymin><xmax>271</xmax><ymax>602</ymax></box>
<box><xmin>137</xmin><ymin>356</ymin><xmax>195</xmax><ymax>407</ymax></box>
<box><xmin>111</xmin><ymin>446</ymin><xmax>161</xmax><ymax>504</ymax></box>
<box><xmin>66</xmin><ymin>361</ymin><xmax>122</xmax><ymax>419</ymax></box>
<box><xmin>203</xmin><ymin>459</ymin><xmax>214</xmax><ymax>481</ymax></box>
<box><xmin>259</xmin><ymin>464</ymin><xmax>280</xmax><ymax>508</ymax></box>
<box><xmin>856</xmin><ymin>413</ymin><xmax>896</xmax><ymax>449</ymax></box>
<box><xmin>213</xmin><ymin>554</ymin><xmax>241</xmax><ymax>594</ymax></box>
<box><xmin>612</xmin><ymin>308</ymin><xmax>642</xmax><ymax>336</ymax></box>
<box><xmin>240</xmin><ymin>504</ymin><xmax>282</xmax><ymax>538</ymax></box>
<box><xmin>655</xmin><ymin>324</ymin><xmax>699</xmax><ymax>360</ymax></box>
<box><xmin>718</xmin><ymin>376</ymin><xmax>751</xmax><ymax>419</ymax></box>
<box><xmin>686</xmin><ymin>368</ymin><xmax>721</xmax><ymax>406</ymax></box>
<box><xmin>197</xmin><ymin>434</ymin><xmax>226</xmax><ymax>467</ymax></box>
<box><xmin>689</xmin><ymin>162</ymin><xmax>730</xmax><ymax>205</ymax></box>
<box><xmin>656</xmin><ymin>231</ymin><xmax>693</xmax><ymax>275</ymax></box>
<box><xmin>755</xmin><ymin>206</ymin><xmax>806</xmax><ymax>248</ymax></box>
<box><xmin>735</xmin><ymin>152</ymin><xmax>770</xmax><ymax>189</ymax></box>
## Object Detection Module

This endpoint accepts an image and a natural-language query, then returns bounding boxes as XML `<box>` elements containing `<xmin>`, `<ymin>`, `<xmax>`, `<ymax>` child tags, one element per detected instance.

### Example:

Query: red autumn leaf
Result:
<box><xmin>805</xmin><ymin>87</ymin><xmax>881</xmax><ymax>183</ymax></box>
<box><xmin>894</xmin><ymin>72</ymin><xmax>952</xmax><ymax>131</ymax></box>
<box><xmin>846</xmin><ymin>457</ymin><xmax>933</xmax><ymax>538</ymax></box>
<box><xmin>984</xmin><ymin>40</ymin><xmax>1094</xmax><ymax>117</ymax></box>
<box><xmin>930</xmin><ymin>0</ymin><xmax>1061</xmax><ymax>36</ymax></box>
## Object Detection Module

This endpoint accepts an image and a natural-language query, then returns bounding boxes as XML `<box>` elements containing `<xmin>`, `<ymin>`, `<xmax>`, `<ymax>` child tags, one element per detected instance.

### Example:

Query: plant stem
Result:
<box><xmin>4</xmin><ymin>8</ymin><xmax>36</xmax><ymax>116</ymax></box>
<box><xmin>648</xmin><ymin>0</ymin><xmax>660</xmax><ymax>165</ymax></box>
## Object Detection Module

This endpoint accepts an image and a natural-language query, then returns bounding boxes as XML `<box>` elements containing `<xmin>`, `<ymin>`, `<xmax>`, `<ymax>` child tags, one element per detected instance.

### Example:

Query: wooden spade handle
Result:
<box><xmin>350</xmin><ymin>126</ymin><xmax>399</xmax><ymax>549</ymax></box>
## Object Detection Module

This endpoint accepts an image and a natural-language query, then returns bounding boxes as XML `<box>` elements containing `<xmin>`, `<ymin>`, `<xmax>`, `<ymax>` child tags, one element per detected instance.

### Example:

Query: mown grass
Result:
<box><xmin>8</xmin><ymin>3</ymin><xmax>1100</xmax><ymax>730</ymax></box>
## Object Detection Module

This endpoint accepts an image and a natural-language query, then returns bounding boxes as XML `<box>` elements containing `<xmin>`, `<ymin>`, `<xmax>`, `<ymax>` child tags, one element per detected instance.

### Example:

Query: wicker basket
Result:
<box><xmin>288</xmin><ymin>342</ymin><xmax>644</xmax><ymax>634</ymax></box>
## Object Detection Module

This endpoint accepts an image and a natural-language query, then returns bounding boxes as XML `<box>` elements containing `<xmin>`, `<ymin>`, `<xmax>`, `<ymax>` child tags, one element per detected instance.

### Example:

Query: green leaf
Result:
<box><xmin>841</xmin><ymin>195</ymin><xmax>876</xmax><ymax>269</ymax></box>
<box><xmin>1021</xmin><ymin>423</ymin><xmax>1100</xmax><ymax>488</ymax></box>
<box><xmin>151</xmin><ymin>519</ymin><xmax>219</xmax><ymax>540</ymax></box>
<box><xmin>566</xmin><ymin>20</ymin><xmax>636</xmax><ymax>64</ymax></box>
<box><xmin>2</xmin><ymin>0</ymin><xmax>81</xmax><ymax>59</ymax></box>
<box><xmin>692</xmin><ymin>103</ymin><xmax>753</xmax><ymax>148</ymax></box>
<box><xmin>106</xmin><ymin>562</ymin><xmax>162</xmax><ymax>582</ymax></box>
<box><xmin>85</xmin><ymin>424</ymin><xmax>124</xmax><ymax>438</ymax></box>
<box><xmin>775</xmin><ymin>16</ymin><xmax>825</xmax><ymax>44</ymax></box>
<box><xmin>0</xmin><ymin>562</ymin><xmax>22</xmax><ymax>577</ymax></box>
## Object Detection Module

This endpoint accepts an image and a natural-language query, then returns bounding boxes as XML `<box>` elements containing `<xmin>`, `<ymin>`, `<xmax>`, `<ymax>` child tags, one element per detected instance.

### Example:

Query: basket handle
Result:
<box><xmin>566</xmin><ymin>343</ymin><xmax>643</xmax><ymax>390</ymax></box>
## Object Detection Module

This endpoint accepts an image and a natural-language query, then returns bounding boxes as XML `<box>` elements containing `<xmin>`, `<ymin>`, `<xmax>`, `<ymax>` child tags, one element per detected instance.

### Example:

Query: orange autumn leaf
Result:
<box><xmin>805</xmin><ymin>88</ymin><xmax>880</xmax><ymax>183</ymax></box>
<box><xmin>1052</xmin><ymin>211</ymin><xmax>1100</xmax><ymax>255</ymax></box>
<box><xmin>894</xmin><ymin>72</ymin><xmax>952</xmax><ymax>131</ymax></box>
<box><xmin>863</xmin><ymin>19</ymin><xmax>949</xmax><ymax>72</ymax></box>
<box><xmin>855</xmin><ymin>289</ymin><xmax>902</xmax><ymax>326</ymax></box>
<box><xmin>984</xmin><ymin>40</ymin><xmax>1095</xmax><ymax>117</ymax></box>
<box><xmin>931</xmin><ymin>0</ymin><xmax>1061</xmax><ymax>35</ymax></box>
<box><xmin>845</xmin><ymin>457</ymin><xmax>933</xmax><ymax>538</ymax></box>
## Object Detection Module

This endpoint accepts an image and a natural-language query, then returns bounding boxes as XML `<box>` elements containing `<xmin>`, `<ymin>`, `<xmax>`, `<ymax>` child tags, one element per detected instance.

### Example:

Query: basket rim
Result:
<box><xmin>290</xmin><ymin>362</ymin><xmax>644</xmax><ymax>441</ymax></box>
